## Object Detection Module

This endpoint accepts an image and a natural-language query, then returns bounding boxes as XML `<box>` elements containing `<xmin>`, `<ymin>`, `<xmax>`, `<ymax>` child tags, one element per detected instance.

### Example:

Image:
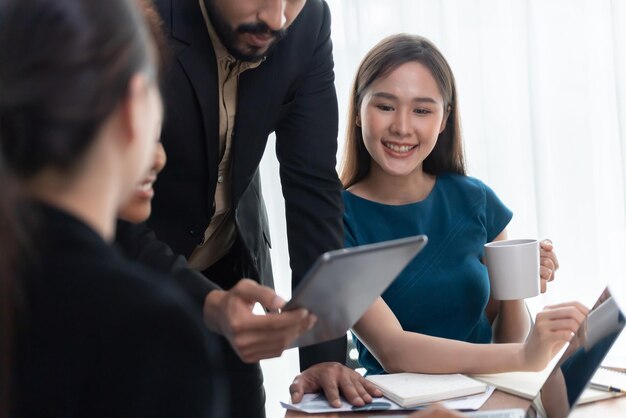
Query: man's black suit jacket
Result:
<box><xmin>150</xmin><ymin>0</ymin><xmax>345</xmax><ymax>369</ymax></box>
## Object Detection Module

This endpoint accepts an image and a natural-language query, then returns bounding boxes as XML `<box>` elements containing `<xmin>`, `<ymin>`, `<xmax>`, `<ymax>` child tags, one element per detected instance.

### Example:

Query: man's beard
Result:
<box><xmin>206</xmin><ymin>0</ymin><xmax>287</xmax><ymax>62</ymax></box>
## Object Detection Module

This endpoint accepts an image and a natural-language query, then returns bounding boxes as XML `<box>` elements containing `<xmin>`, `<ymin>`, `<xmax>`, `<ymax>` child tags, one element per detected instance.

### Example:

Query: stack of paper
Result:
<box><xmin>365</xmin><ymin>372</ymin><xmax>488</xmax><ymax>408</ymax></box>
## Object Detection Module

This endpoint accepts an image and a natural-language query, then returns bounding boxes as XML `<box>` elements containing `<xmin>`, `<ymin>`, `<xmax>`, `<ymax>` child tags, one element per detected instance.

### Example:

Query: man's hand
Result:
<box><xmin>203</xmin><ymin>279</ymin><xmax>316</xmax><ymax>363</ymax></box>
<box><xmin>289</xmin><ymin>362</ymin><xmax>383</xmax><ymax>408</ymax></box>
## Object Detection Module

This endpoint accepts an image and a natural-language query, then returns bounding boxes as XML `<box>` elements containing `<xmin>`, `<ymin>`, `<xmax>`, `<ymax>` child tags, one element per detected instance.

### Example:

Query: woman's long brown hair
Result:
<box><xmin>0</xmin><ymin>0</ymin><xmax>161</xmax><ymax>413</ymax></box>
<box><xmin>340</xmin><ymin>34</ymin><xmax>466</xmax><ymax>189</ymax></box>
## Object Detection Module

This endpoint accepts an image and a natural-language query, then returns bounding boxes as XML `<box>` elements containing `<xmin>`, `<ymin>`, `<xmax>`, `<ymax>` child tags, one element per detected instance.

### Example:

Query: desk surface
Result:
<box><xmin>284</xmin><ymin>390</ymin><xmax>626</xmax><ymax>417</ymax></box>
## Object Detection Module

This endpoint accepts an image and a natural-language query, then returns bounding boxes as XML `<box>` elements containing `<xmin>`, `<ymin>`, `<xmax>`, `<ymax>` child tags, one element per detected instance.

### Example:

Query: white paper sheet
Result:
<box><xmin>281</xmin><ymin>386</ymin><xmax>495</xmax><ymax>414</ymax></box>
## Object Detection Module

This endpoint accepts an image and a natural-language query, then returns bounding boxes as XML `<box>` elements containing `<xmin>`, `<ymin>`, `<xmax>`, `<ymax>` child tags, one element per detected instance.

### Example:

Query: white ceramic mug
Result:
<box><xmin>484</xmin><ymin>239</ymin><xmax>540</xmax><ymax>300</ymax></box>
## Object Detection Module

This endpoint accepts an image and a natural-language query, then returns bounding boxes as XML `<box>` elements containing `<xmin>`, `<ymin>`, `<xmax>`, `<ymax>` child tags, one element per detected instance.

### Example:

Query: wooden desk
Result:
<box><xmin>284</xmin><ymin>390</ymin><xmax>626</xmax><ymax>417</ymax></box>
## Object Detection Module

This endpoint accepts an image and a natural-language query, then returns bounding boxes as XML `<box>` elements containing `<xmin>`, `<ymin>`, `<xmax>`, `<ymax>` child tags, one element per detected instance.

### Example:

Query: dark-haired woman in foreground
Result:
<box><xmin>0</xmin><ymin>0</ymin><xmax>220</xmax><ymax>416</ymax></box>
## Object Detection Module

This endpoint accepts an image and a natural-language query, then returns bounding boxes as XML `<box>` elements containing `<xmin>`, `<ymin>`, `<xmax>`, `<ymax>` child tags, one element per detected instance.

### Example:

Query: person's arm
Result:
<box><xmin>487</xmin><ymin>230</ymin><xmax>533</xmax><ymax>343</ymax></box>
<box><xmin>487</xmin><ymin>233</ymin><xmax>561</xmax><ymax>343</ymax></box>
<box><xmin>478</xmin><ymin>182</ymin><xmax>531</xmax><ymax>343</ymax></box>
<box><xmin>202</xmin><ymin>279</ymin><xmax>316</xmax><ymax>362</ymax></box>
<box><xmin>273</xmin><ymin>1</ymin><xmax>345</xmax><ymax>370</ymax></box>
<box><xmin>352</xmin><ymin>296</ymin><xmax>588</xmax><ymax>375</ymax></box>
<box><xmin>288</xmin><ymin>214</ymin><xmax>385</xmax><ymax>408</ymax></box>
<box><xmin>116</xmin><ymin>220</ymin><xmax>218</xmax><ymax>305</ymax></box>
<box><xmin>289</xmin><ymin>362</ymin><xmax>383</xmax><ymax>408</ymax></box>
<box><xmin>115</xmin><ymin>220</ymin><xmax>315</xmax><ymax>362</ymax></box>
<box><xmin>539</xmin><ymin>368</ymin><xmax>570</xmax><ymax>418</ymax></box>
<box><xmin>94</xmin><ymin>289</ymin><xmax>223</xmax><ymax>418</ymax></box>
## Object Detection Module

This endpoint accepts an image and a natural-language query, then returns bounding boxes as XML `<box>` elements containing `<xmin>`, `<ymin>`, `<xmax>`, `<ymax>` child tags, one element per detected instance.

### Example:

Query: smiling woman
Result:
<box><xmin>356</xmin><ymin>62</ymin><xmax>448</xmax><ymax>199</ymax></box>
<box><xmin>256</xmin><ymin>1</ymin><xmax>626</xmax><ymax>416</ymax></box>
<box><xmin>341</xmin><ymin>35</ymin><xmax>464</xmax><ymax>204</ymax></box>
<box><xmin>324</xmin><ymin>0</ymin><xmax>626</xmax><ymax>310</ymax></box>
<box><xmin>337</xmin><ymin>33</ymin><xmax>582</xmax><ymax>377</ymax></box>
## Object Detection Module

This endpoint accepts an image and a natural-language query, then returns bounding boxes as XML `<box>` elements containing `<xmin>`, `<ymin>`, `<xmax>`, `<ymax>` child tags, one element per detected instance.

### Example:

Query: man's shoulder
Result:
<box><xmin>151</xmin><ymin>0</ymin><xmax>172</xmax><ymax>18</ymax></box>
<box><xmin>298</xmin><ymin>0</ymin><xmax>328</xmax><ymax>21</ymax></box>
<box><xmin>151</xmin><ymin>0</ymin><xmax>171</xmax><ymax>25</ymax></box>
<box><xmin>283</xmin><ymin>0</ymin><xmax>330</xmax><ymax>40</ymax></box>
<box><xmin>151</xmin><ymin>0</ymin><xmax>198</xmax><ymax>36</ymax></box>
<box><xmin>267</xmin><ymin>0</ymin><xmax>332</xmax><ymax>71</ymax></box>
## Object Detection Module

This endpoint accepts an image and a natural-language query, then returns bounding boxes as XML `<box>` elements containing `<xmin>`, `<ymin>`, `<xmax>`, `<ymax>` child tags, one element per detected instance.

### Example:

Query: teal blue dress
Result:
<box><xmin>344</xmin><ymin>173</ymin><xmax>513</xmax><ymax>375</ymax></box>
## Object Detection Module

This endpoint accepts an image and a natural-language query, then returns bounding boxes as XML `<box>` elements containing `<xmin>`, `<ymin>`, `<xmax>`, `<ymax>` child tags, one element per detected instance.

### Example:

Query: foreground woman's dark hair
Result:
<box><xmin>0</xmin><ymin>0</ymin><xmax>223</xmax><ymax>412</ymax></box>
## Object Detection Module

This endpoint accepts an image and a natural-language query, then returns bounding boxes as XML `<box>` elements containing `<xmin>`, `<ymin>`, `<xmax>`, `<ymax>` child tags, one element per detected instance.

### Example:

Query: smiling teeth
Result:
<box><xmin>384</xmin><ymin>142</ymin><xmax>417</xmax><ymax>152</ymax></box>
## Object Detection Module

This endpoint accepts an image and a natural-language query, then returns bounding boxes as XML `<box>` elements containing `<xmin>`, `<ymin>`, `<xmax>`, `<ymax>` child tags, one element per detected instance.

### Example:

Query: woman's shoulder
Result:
<box><xmin>438</xmin><ymin>172</ymin><xmax>484</xmax><ymax>186</ymax></box>
<box><xmin>342</xmin><ymin>188</ymin><xmax>374</xmax><ymax>209</ymax></box>
<box><xmin>438</xmin><ymin>173</ymin><xmax>511</xmax><ymax>224</ymax></box>
<box><xmin>18</xmin><ymin>248</ymin><xmax>217</xmax><ymax>417</ymax></box>
<box><xmin>94</xmin><ymin>255</ymin><xmax>200</xmax><ymax>324</ymax></box>
<box><xmin>27</xmin><ymin>204</ymin><xmax>201</xmax><ymax>337</ymax></box>
<box><xmin>437</xmin><ymin>173</ymin><xmax>489</xmax><ymax>197</ymax></box>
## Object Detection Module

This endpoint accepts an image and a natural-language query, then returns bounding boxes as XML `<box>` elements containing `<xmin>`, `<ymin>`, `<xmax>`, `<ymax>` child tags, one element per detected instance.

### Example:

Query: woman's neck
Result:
<box><xmin>349</xmin><ymin>165</ymin><xmax>436</xmax><ymax>205</ymax></box>
<box><xmin>23</xmin><ymin>167</ymin><xmax>119</xmax><ymax>241</ymax></box>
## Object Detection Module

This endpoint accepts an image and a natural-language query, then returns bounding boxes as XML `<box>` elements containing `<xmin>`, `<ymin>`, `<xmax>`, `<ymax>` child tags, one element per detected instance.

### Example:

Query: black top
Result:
<box><xmin>115</xmin><ymin>219</ymin><xmax>219</xmax><ymax>307</ymax></box>
<box><xmin>12</xmin><ymin>203</ymin><xmax>224</xmax><ymax>418</ymax></box>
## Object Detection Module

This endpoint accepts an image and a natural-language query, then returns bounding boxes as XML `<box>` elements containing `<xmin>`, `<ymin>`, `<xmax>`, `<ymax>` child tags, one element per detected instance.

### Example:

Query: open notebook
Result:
<box><xmin>463</xmin><ymin>286</ymin><xmax>625</xmax><ymax>418</ymax></box>
<box><xmin>365</xmin><ymin>373</ymin><xmax>488</xmax><ymax>408</ymax></box>
<box><xmin>470</xmin><ymin>366</ymin><xmax>622</xmax><ymax>405</ymax></box>
<box><xmin>282</xmin><ymin>287</ymin><xmax>624</xmax><ymax>417</ymax></box>
<box><xmin>470</xmin><ymin>293</ymin><xmax>625</xmax><ymax>405</ymax></box>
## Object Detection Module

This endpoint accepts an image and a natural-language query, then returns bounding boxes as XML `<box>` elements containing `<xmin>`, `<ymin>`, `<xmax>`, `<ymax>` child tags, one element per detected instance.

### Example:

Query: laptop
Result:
<box><xmin>284</xmin><ymin>235</ymin><xmax>428</xmax><ymax>348</ymax></box>
<box><xmin>464</xmin><ymin>286</ymin><xmax>625</xmax><ymax>418</ymax></box>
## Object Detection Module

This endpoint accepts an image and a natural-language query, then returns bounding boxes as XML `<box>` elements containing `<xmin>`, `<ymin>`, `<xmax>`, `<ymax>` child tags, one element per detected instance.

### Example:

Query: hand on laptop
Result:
<box><xmin>203</xmin><ymin>279</ymin><xmax>316</xmax><ymax>363</ymax></box>
<box><xmin>539</xmin><ymin>239</ymin><xmax>559</xmax><ymax>293</ymax></box>
<box><xmin>289</xmin><ymin>362</ymin><xmax>383</xmax><ymax>407</ymax></box>
<box><xmin>523</xmin><ymin>301</ymin><xmax>589</xmax><ymax>371</ymax></box>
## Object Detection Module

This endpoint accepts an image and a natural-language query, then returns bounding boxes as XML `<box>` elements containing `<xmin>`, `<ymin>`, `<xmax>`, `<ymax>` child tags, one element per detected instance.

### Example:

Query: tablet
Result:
<box><xmin>284</xmin><ymin>235</ymin><xmax>428</xmax><ymax>348</ymax></box>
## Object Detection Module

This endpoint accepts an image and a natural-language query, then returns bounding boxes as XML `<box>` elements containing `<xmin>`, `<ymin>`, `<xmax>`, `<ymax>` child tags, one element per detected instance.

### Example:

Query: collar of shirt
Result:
<box><xmin>199</xmin><ymin>0</ymin><xmax>263</xmax><ymax>76</ymax></box>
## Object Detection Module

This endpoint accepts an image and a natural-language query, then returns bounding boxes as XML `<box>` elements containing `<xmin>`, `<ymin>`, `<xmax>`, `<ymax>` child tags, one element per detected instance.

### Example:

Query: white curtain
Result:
<box><xmin>260</xmin><ymin>1</ymin><xmax>626</xmax><ymax>415</ymax></box>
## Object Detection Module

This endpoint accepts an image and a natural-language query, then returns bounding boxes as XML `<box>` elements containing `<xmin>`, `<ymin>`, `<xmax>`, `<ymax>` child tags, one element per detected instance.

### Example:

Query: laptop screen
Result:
<box><xmin>529</xmin><ymin>286</ymin><xmax>625</xmax><ymax>418</ymax></box>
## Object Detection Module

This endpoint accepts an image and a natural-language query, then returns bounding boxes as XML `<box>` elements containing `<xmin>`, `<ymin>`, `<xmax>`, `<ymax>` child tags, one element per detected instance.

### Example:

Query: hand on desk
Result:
<box><xmin>203</xmin><ymin>279</ymin><xmax>316</xmax><ymax>363</ymax></box>
<box><xmin>289</xmin><ymin>362</ymin><xmax>383</xmax><ymax>407</ymax></box>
